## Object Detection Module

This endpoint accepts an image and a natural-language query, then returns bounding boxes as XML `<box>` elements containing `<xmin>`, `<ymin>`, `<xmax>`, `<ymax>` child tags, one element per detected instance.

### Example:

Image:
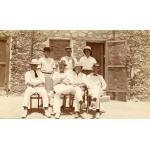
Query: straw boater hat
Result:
<box><xmin>65</xmin><ymin>47</ymin><xmax>72</xmax><ymax>52</ymax></box>
<box><xmin>73</xmin><ymin>62</ymin><xmax>83</xmax><ymax>71</ymax></box>
<box><xmin>29</xmin><ymin>59</ymin><xmax>40</xmax><ymax>65</ymax></box>
<box><xmin>83</xmin><ymin>46</ymin><xmax>92</xmax><ymax>55</ymax></box>
<box><xmin>43</xmin><ymin>47</ymin><xmax>51</xmax><ymax>52</ymax></box>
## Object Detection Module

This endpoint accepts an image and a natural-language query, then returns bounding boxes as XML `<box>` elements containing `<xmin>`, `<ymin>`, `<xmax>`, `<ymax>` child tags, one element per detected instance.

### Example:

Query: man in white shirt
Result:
<box><xmin>79</xmin><ymin>46</ymin><xmax>97</xmax><ymax>75</ymax></box>
<box><xmin>52</xmin><ymin>61</ymin><xmax>84</xmax><ymax>119</ymax></box>
<box><xmin>22</xmin><ymin>59</ymin><xmax>51</xmax><ymax>118</ymax></box>
<box><xmin>69</xmin><ymin>62</ymin><xmax>87</xmax><ymax>118</ymax></box>
<box><xmin>86</xmin><ymin>63</ymin><xmax>107</xmax><ymax>119</ymax></box>
<box><xmin>39</xmin><ymin>47</ymin><xmax>56</xmax><ymax>93</ymax></box>
<box><xmin>61</xmin><ymin>47</ymin><xmax>77</xmax><ymax>73</ymax></box>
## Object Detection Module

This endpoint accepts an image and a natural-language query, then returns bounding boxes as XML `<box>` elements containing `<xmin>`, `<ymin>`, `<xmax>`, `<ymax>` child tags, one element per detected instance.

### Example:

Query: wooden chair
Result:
<box><xmin>28</xmin><ymin>93</ymin><xmax>44</xmax><ymax>115</ymax></box>
<box><xmin>80</xmin><ymin>89</ymin><xmax>110</xmax><ymax>114</ymax></box>
<box><xmin>60</xmin><ymin>94</ymin><xmax>74</xmax><ymax>115</ymax></box>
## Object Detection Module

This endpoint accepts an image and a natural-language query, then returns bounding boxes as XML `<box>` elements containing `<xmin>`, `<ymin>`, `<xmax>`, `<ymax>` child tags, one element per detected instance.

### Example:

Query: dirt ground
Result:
<box><xmin>0</xmin><ymin>95</ymin><xmax>150</xmax><ymax>119</ymax></box>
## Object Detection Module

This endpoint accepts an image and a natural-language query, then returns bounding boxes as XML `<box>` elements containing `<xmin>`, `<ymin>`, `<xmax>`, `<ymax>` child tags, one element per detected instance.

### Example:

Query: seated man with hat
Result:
<box><xmin>22</xmin><ymin>59</ymin><xmax>51</xmax><ymax>118</ymax></box>
<box><xmin>60</xmin><ymin>47</ymin><xmax>77</xmax><ymax>73</ymax></box>
<box><xmin>69</xmin><ymin>62</ymin><xmax>87</xmax><ymax>118</ymax></box>
<box><xmin>51</xmin><ymin>61</ymin><xmax>85</xmax><ymax>119</ymax></box>
<box><xmin>79</xmin><ymin>46</ymin><xmax>97</xmax><ymax>75</ymax></box>
<box><xmin>86</xmin><ymin>63</ymin><xmax>107</xmax><ymax>119</ymax></box>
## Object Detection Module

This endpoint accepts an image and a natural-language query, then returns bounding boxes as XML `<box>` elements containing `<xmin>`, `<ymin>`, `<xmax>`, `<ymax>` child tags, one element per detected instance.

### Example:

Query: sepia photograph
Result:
<box><xmin>0</xmin><ymin>30</ymin><xmax>150</xmax><ymax>119</ymax></box>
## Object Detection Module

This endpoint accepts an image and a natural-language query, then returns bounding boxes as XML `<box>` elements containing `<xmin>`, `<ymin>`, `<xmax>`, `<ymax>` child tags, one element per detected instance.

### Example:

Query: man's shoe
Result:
<box><xmin>74</xmin><ymin>112</ymin><xmax>79</xmax><ymax>118</ymax></box>
<box><xmin>22</xmin><ymin>110</ymin><xmax>28</xmax><ymax>118</ymax></box>
<box><xmin>95</xmin><ymin>112</ymin><xmax>100</xmax><ymax>119</ymax></box>
<box><xmin>45</xmin><ymin>110</ymin><xmax>51</xmax><ymax>118</ymax></box>
<box><xmin>55</xmin><ymin>113</ymin><xmax>60</xmax><ymax>119</ymax></box>
<box><xmin>89</xmin><ymin>101</ymin><xmax>96</xmax><ymax>111</ymax></box>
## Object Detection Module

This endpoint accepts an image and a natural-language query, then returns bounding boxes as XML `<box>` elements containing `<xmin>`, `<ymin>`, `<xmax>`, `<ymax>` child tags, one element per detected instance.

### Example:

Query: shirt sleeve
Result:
<box><xmin>79</xmin><ymin>57</ymin><xmax>83</xmax><ymax>65</ymax></box>
<box><xmin>39</xmin><ymin>71</ymin><xmax>45</xmax><ymax>83</ymax></box>
<box><xmin>85</xmin><ymin>74</ymin><xmax>91</xmax><ymax>88</ymax></box>
<box><xmin>25</xmin><ymin>72</ymin><xmax>30</xmax><ymax>85</ymax></box>
<box><xmin>93</xmin><ymin>57</ymin><xmax>97</xmax><ymax>63</ymax></box>
<box><xmin>52</xmin><ymin>73</ymin><xmax>61</xmax><ymax>85</ymax></box>
<box><xmin>100</xmin><ymin>76</ymin><xmax>107</xmax><ymax>90</ymax></box>
<box><xmin>53</xmin><ymin>59</ymin><xmax>57</xmax><ymax>69</ymax></box>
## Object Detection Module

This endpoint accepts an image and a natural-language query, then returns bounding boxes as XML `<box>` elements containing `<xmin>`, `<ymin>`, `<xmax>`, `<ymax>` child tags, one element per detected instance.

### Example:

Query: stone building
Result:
<box><xmin>0</xmin><ymin>30</ymin><xmax>150</xmax><ymax>101</ymax></box>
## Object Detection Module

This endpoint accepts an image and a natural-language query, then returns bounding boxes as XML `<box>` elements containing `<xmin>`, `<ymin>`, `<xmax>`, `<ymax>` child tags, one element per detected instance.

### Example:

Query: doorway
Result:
<box><xmin>0</xmin><ymin>39</ymin><xmax>9</xmax><ymax>92</ymax></box>
<box><xmin>86</xmin><ymin>41</ymin><xmax>105</xmax><ymax>78</ymax></box>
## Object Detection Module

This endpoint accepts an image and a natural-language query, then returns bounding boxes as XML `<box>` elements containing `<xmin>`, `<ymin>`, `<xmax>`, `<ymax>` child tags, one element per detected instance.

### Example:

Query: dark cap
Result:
<box><xmin>43</xmin><ymin>47</ymin><xmax>51</xmax><ymax>52</ymax></box>
<box><xmin>65</xmin><ymin>47</ymin><xmax>72</xmax><ymax>51</ymax></box>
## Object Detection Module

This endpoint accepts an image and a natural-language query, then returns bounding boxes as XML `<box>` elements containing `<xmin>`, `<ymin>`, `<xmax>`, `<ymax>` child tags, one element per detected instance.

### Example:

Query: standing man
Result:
<box><xmin>61</xmin><ymin>47</ymin><xmax>77</xmax><ymax>73</ymax></box>
<box><xmin>39</xmin><ymin>47</ymin><xmax>56</xmax><ymax>93</ymax></box>
<box><xmin>22</xmin><ymin>59</ymin><xmax>51</xmax><ymax>118</ymax></box>
<box><xmin>86</xmin><ymin>63</ymin><xmax>107</xmax><ymax>119</ymax></box>
<box><xmin>52</xmin><ymin>61</ymin><xmax>84</xmax><ymax>119</ymax></box>
<box><xmin>79</xmin><ymin>46</ymin><xmax>97</xmax><ymax>75</ymax></box>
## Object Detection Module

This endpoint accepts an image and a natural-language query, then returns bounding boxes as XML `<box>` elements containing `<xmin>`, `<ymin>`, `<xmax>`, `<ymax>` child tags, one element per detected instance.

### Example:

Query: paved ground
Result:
<box><xmin>0</xmin><ymin>95</ymin><xmax>150</xmax><ymax>119</ymax></box>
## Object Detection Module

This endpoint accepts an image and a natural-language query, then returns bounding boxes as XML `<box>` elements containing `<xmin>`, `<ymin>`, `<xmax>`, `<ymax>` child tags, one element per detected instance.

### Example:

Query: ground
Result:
<box><xmin>0</xmin><ymin>95</ymin><xmax>150</xmax><ymax>119</ymax></box>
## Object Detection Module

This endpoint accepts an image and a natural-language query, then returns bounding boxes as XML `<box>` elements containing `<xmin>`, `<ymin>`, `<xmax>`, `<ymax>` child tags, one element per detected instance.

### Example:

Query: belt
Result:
<box><xmin>42</xmin><ymin>72</ymin><xmax>52</xmax><ymax>74</ymax></box>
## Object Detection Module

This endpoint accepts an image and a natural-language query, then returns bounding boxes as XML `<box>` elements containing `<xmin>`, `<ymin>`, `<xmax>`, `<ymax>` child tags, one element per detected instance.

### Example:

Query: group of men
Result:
<box><xmin>22</xmin><ymin>46</ymin><xmax>107</xmax><ymax>119</ymax></box>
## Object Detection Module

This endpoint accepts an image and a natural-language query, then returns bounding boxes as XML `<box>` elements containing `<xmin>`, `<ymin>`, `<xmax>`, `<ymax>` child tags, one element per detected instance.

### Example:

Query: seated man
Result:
<box><xmin>22</xmin><ymin>59</ymin><xmax>51</xmax><ymax>118</ymax></box>
<box><xmin>69</xmin><ymin>62</ymin><xmax>87</xmax><ymax>118</ymax></box>
<box><xmin>86</xmin><ymin>63</ymin><xmax>107</xmax><ymax>119</ymax></box>
<box><xmin>52</xmin><ymin>61</ymin><xmax>84</xmax><ymax>119</ymax></box>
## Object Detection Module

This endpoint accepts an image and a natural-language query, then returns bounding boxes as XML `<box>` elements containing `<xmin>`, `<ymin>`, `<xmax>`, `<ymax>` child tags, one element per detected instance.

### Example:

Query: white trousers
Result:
<box><xmin>53</xmin><ymin>84</ymin><xmax>84</xmax><ymax>113</ymax></box>
<box><xmin>23</xmin><ymin>86</ymin><xmax>49</xmax><ymax>108</ymax></box>
<box><xmin>88</xmin><ymin>86</ymin><xmax>103</xmax><ymax>110</ymax></box>
<box><xmin>43</xmin><ymin>74</ymin><xmax>53</xmax><ymax>92</ymax></box>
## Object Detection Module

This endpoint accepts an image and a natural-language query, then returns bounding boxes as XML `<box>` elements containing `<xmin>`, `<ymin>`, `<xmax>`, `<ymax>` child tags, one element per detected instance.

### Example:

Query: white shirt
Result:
<box><xmin>52</xmin><ymin>71</ymin><xmax>71</xmax><ymax>85</ymax></box>
<box><xmin>68</xmin><ymin>71</ymin><xmax>87</xmax><ymax>85</ymax></box>
<box><xmin>61</xmin><ymin>56</ymin><xmax>77</xmax><ymax>70</ymax></box>
<box><xmin>79</xmin><ymin>56</ymin><xmax>97</xmax><ymax>70</ymax></box>
<box><xmin>25</xmin><ymin>70</ymin><xmax>45</xmax><ymax>86</ymax></box>
<box><xmin>86</xmin><ymin>73</ymin><xmax>106</xmax><ymax>90</ymax></box>
<box><xmin>39</xmin><ymin>57</ymin><xmax>56</xmax><ymax>73</ymax></box>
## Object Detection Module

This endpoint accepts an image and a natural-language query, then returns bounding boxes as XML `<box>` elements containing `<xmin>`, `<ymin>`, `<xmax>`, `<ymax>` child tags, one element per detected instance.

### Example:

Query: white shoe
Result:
<box><xmin>89</xmin><ymin>101</ymin><xmax>96</xmax><ymax>111</ymax></box>
<box><xmin>74</xmin><ymin>112</ymin><xmax>79</xmax><ymax>118</ymax></box>
<box><xmin>22</xmin><ymin>110</ymin><xmax>28</xmax><ymax>118</ymax></box>
<box><xmin>45</xmin><ymin>109</ymin><xmax>51</xmax><ymax>118</ymax></box>
<box><xmin>55</xmin><ymin>113</ymin><xmax>60</xmax><ymax>119</ymax></box>
<box><xmin>95</xmin><ymin>112</ymin><xmax>100</xmax><ymax>119</ymax></box>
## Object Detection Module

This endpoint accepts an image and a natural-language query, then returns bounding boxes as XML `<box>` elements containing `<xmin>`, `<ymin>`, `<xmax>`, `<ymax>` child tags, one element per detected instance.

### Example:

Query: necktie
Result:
<box><xmin>34</xmin><ymin>70</ymin><xmax>38</xmax><ymax>78</ymax></box>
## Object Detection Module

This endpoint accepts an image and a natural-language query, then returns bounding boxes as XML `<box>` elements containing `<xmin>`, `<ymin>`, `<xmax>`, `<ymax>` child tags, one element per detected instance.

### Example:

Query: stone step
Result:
<box><xmin>0</xmin><ymin>90</ymin><xmax>7</xmax><ymax>96</ymax></box>
<box><xmin>100</xmin><ymin>96</ymin><xmax>111</xmax><ymax>102</ymax></box>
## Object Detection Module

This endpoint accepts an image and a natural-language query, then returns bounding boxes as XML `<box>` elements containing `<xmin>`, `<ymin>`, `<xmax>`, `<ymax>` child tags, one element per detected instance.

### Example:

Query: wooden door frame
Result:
<box><xmin>49</xmin><ymin>37</ymin><xmax>73</xmax><ymax>54</ymax></box>
<box><xmin>105</xmin><ymin>40</ymin><xmax>128</xmax><ymax>98</ymax></box>
<box><xmin>86</xmin><ymin>40</ymin><xmax>106</xmax><ymax>77</ymax></box>
<box><xmin>0</xmin><ymin>37</ymin><xmax>10</xmax><ymax>94</ymax></box>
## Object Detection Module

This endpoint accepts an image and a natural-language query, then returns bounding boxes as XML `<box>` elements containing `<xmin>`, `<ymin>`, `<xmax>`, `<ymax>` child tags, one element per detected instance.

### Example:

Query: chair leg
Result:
<box><xmin>38</xmin><ymin>98</ymin><xmax>40</xmax><ymax>108</ymax></box>
<box><xmin>30</xmin><ymin>98</ymin><xmax>32</xmax><ymax>109</ymax></box>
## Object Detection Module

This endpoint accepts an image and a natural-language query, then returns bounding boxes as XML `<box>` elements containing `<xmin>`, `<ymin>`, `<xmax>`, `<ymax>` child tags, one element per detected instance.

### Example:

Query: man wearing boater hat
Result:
<box><xmin>70</xmin><ymin>62</ymin><xmax>87</xmax><ymax>118</ymax></box>
<box><xmin>86</xmin><ymin>63</ymin><xmax>107</xmax><ymax>119</ymax></box>
<box><xmin>51</xmin><ymin>61</ymin><xmax>84</xmax><ymax>119</ymax></box>
<box><xmin>22</xmin><ymin>59</ymin><xmax>51</xmax><ymax>118</ymax></box>
<box><xmin>39</xmin><ymin>47</ymin><xmax>56</xmax><ymax>93</ymax></box>
<box><xmin>60</xmin><ymin>47</ymin><xmax>77</xmax><ymax>73</ymax></box>
<box><xmin>79</xmin><ymin>46</ymin><xmax>97</xmax><ymax>75</ymax></box>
